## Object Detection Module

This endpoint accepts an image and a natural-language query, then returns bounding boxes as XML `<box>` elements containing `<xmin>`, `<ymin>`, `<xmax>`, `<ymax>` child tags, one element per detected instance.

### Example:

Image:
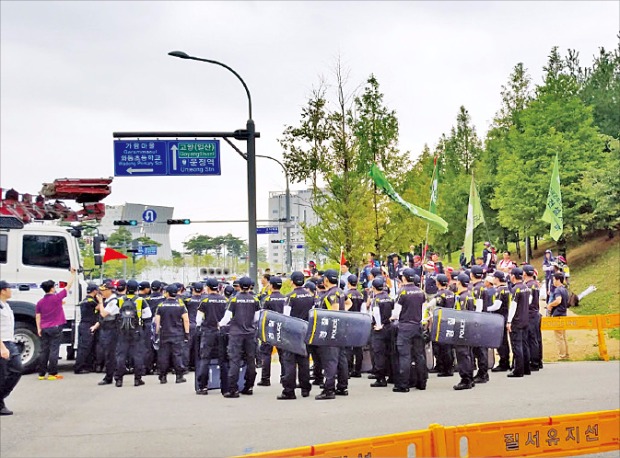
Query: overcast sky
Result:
<box><xmin>1</xmin><ymin>1</ymin><xmax>618</xmax><ymax>251</ymax></box>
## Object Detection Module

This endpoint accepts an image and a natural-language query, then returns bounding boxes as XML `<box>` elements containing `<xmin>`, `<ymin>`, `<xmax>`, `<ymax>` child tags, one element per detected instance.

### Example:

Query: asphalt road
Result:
<box><xmin>1</xmin><ymin>359</ymin><xmax>618</xmax><ymax>458</ymax></box>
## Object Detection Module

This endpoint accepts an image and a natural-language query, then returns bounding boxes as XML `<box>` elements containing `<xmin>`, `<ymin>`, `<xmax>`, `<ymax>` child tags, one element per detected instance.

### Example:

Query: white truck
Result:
<box><xmin>0</xmin><ymin>178</ymin><xmax>112</xmax><ymax>372</ymax></box>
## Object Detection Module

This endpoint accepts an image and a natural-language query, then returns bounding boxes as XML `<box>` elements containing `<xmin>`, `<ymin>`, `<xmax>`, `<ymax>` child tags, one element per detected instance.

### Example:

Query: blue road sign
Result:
<box><xmin>114</xmin><ymin>140</ymin><xmax>220</xmax><ymax>177</ymax></box>
<box><xmin>296</xmin><ymin>244</ymin><xmax>304</xmax><ymax>249</ymax></box>
<box><xmin>256</xmin><ymin>226</ymin><xmax>279</xmax><ymax>234</ymax></box>
<box><xmin>142</xmin><ymin>209</ymin><xmax>158</xmax><ymax>223</ymax></box>
<box><xmin>138</xmin><ymin>245</ymin><xmax>157</xmax><ymax>256</ymax></box>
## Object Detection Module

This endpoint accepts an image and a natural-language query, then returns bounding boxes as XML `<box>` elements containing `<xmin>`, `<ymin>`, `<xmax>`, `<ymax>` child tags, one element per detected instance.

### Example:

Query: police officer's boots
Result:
<box><xmin>175</xmin><ymin>374</ymin><xmax>187</xmax><ymax>384</ymax></box>
<box><xmin>370</xmin><ymin>378</ymin><xmax>388</xmax><ymax>387</ymax></box>
<box><xmin>134</xmin><ymin>376</ymin><xmax>145</xmax><ymax>387</ymax></box>
<box><xmin>159</xmin><ymin>375</ymin><xmax>167</xmax><ymax>384</ymax></box>
<box><xmin>315</xmin><ymin>390</ymin><xmax>335</xmax><ymax>400</ymax></box>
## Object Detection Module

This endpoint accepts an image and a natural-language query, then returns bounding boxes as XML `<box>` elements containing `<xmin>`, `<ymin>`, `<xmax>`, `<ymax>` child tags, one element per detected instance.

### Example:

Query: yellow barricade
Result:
<box><xmin>442</xmin><ymin>410</ymin><xmax>620</xmax><ymax>457</ymax></box>
<box><xmin>241</xmin><ymin>410</ymin><xmax>619</xmax><ymax>458</ymax></box>
<box><xmin>541</xmin><ymin>313</ymin><xmax>620</xmax><ymax>361</ymax></box>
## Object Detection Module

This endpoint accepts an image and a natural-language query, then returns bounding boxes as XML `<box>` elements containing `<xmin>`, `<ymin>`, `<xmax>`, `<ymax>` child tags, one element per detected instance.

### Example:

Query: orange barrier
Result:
<box><xmin>541</xmin><ymin>313</ymin><xmax>620</xmax><ymax>361</ymax></box>
<box><xmin>241</xmin><ymin>410</ymin><xmax>620</xmax><ymax>457</ymax></box>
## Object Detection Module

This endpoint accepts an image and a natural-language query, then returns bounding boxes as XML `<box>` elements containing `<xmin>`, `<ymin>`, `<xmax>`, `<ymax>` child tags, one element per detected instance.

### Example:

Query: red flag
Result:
<box><xmin>103</xmin><ymin>248</ymin><xmax>128</xmax><ymax>263</ymax></box>
<box><xmin>340</xmin><ymin>251</ymin><xmax>347</xmax><ymax>266</ymax></box>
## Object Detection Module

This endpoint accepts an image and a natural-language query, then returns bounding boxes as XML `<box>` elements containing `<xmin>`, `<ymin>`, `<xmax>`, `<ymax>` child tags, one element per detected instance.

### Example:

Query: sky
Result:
<box><xmin>1</xmin><ymin>1</ymin><xmax>618</xmax><ymax>252</ymax></box>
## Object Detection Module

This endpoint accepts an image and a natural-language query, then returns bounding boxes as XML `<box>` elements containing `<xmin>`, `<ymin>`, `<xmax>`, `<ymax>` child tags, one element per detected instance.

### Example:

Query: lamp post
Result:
<box><xmin>256</xmin><ymin>154</ymin><xmax>291</xmax><ymax>274</ymax></box>
<box><xmin>168</xmin><ymin>50</ymin><xmax>258</xmax><ymax>288</ymax></box>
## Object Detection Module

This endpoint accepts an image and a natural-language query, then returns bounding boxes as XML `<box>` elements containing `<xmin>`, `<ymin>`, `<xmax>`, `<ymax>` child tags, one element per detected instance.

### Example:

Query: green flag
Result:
<box><xmin>541</xmin><ymin>153</ymin><xmax>563</xmax><ymax>241</ymax></box>
<box><xmin>368</xmin><ymin>164</ymin><xmax>448</xmax><ymax>233</ymax></box>
<box><xmin>463</xmin><ymin>175</ymin><xmax>485</xmax><ymax>262</ymax></box>
<box><xmin>429</xmin><ymin>155</ymin><xmax>439</xmax><ymax>214</ymax></box>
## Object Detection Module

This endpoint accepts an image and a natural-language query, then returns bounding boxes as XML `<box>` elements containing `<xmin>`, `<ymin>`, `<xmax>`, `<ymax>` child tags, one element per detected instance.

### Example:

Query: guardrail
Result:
<box><xmin>241</xmin><ymin>409</ymin><xmax>620</xmax><ymax>457</ymax></box>
<box><xmin>541</xmin><ymin>313</ymin><xmax>620</xmax><ymax>361</ymax></box>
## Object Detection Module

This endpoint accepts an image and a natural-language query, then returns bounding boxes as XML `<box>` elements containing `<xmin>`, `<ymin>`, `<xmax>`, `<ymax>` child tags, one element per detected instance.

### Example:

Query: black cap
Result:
<box><xmin>269</xmin><ymin>276</ymin><xmax>283</xmax><ymax>288</ymax></box>
<box><xmin>370</xmin><ymin>267</ymin><xmax>382</xmax><ymax>277</ymax></box>
<box><xmin>192</xmin><ymin>281</ymin><xmax>204</xmax><ymax>291</ymax></box>
<box><xmin>402</xmin><ymin>268</ymin><xmax>416</xmax><ymax>282</ymax></box>
<box><xmin>523</xmin><ymin>265</ymin><xmax>536</xmax><ymax>276</ymax></box>
<box><xmin>126</xmin><ymin>280</ymin><xmax>139</xmax><ymax>293</ymax></box>
<box><xmin>457</xmin><ymin>273</ymin><xmax>470</xmax><ymax>286</ymax></box>
<box><xmin>232</xmin><ymin>279</ymin><xmax>240</xmax><ymax>287</ymax></box>
<box><xmin>165</xmin><ymin>284</ymin><xmax>178</xmax><ymax>296</ymax></box>
<box><xmin>436</xmin><ymin>274</ymin><xmax>449</xmax><ymax>286</ymax></box>
<box><xmin>372</xmin><ymin>277</ymin><xmax>385</xmax><ymax>290</ymax></box>
<box><xmin>450</xmin><ymin>271</ymin><xmax>459</xmax><ymax>280</ymax></box>
<box><xmin>511</xmin><ymin>267</ymin><xmax>523</xmax><ymax>279</ymax></box>
<box><xmin>290</xmin><ymin>271</ymin><xmax>305</xmax><ymax>286</ymax></box>
<box><xmin>151</xmin><ymin>280</ymin><xmax>162</xmax><ymax>291</ymax></box>
<box><xmin>347</xmin><ymin>274</ymin><xmax>358</xmax><ymax>286</ymax></box>
<box><xmin>86</xmin><ymin>282</ymin><xmax>98</xmax><ymax>293</ymax></box>
<box><xmin>224</xmin><ymin>285</ymin><xmax>235</xmax><ymax>297</ymax></box>
<box><xmin>138</xmin><ymin>281</ymin><xmax>151</xmax><ymax>290</ymax></box>
<box><xmin>99</xmin><ymin>279</ymin><xmax>115</xmax><ymax>291</ymax></box>
<box><xmin>0</xmin><ymin>280</ymin><xmax>11</xmax><ymax>290</ymax></box>
<box><xmin>323</xmin><ymin>269</ymin><xmax>339</xmax><ymax>285</ymax></box>
<box><xmin>493</xmin><ymin>271</ymin><xmax>506</xmax><ymax>282</ymax></box>
<box><xmin>116</xmin><ymin>279</ymin><xmax>127</xmax><ymax>290</ymax></box>
<box><xmin>304</xmin><ymin>281</ymin><xmax>317</xmax><ymax>292</ymax></box>
<box><xmin>238</xmin><ymin>276</ymin><xmax>252</xmax><ymax>289</ymax></box>
<box><xmin>470</xmin><ymin>265</ymin><xmax>484</xmax><ymax>278</ymax></box>
<box><xmin>206</xmin><ymin>278</ymin><xmax>219</xmax><ymax>290</ymax></box>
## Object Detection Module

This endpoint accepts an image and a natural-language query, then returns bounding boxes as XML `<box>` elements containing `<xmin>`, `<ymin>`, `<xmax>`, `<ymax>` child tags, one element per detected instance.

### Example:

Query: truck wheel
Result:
<box><xmin>14</xmin><ymin>322</ymin><xmax>40</xmax><ymax>374</ymax></box>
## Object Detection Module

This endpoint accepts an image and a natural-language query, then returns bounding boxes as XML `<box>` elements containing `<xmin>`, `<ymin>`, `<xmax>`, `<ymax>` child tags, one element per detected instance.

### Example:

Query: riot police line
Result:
<box><xmin>69</xmin><ymin>259</ymin><xmax>567</xmax><ymax>400</ymax></box>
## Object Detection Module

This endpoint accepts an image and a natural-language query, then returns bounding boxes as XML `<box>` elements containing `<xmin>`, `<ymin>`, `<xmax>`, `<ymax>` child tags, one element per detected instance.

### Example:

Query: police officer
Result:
<box><xmin>219</xmin><ymin>276</ymin><xmax>260</xmax><ymax>398</ymax></box>
<box><xmin>195</xmin><ymin>278</ymin><xmax>229</xmax><ymax>395</ymax></box>
<box><xmin>453</xmin><ymin>274</ymin><xmax>475</xmax><ymax>390</ymax></box>
<box><xmin>369</xmin><ymin>277</ymin><xmax>394</xmax><ymax>389</ymax></box>
<box><xmin>137</xmin><ymin>281</ymin><xmax>154</xmax><ymax>374</ymax></box>
<box><xmin>344</xmin><ymin>275</ymin><xmax>365</xmax><ymax>378</ymax></box>
<box><xmin>506</xmin><ymin>268</ymin><xmax>530</xmax><ymax>378</ymax></box>
<box><xmin>490</xmin><ymin>271</ymin><xmax>512</xmax><ymax>372</ymax></box>
<box><xmin>74</xmin><ymin>283</ymin><xmax>99</xmax><ymax>374</ymax></box>
<box><xmin>430</xmin><ymin>274</ymin><xmax>456</xmax><ymax>377</ymax></box>
<box><xmin>154</xmin><ymin>284</ymin><xmax>189</xmax><ymax>384</ymax></box>
<box><xmin>523</xmin><ymin>265</ymin><xmax>542</xmax><ymax>371</ymax></box>
<box><xmin>183</xmin><ymin>282</ymin><xmax>205</xmax><ymax>371</ymax></box>
<box><xmin>116</xmin><ymin>279</ymin><xmax>127</xmax><ymax>297</ymax></box>
<box><xmin>391</xmin><ymin>268</ymin><xmax>427</xmax><ymax>393</ymax></box>
<box><xmin>314</xmin><ymin>269</ymin><xmax>348</xmax><ymax>400</ymax></box>
<box><xmin>469</xmin><ymin>265</ymin><xmax>489</xmax><ymax>384</ymax></box>
<box><xmin>278</xmin><ymin>272</ymin><xmax>315</xmax><ymax>400</ymax></box>
<box><xmin>257</xmin><ymin>276</ymin><xmax>287</xmax><ymax>387</ymax></box>
<box><xmin>115</xmin><ymin>280</ymin><xmax>151</xmax><ymax>387</ymax></box>
<box><xmin>94</xmin><ymin>280</ymin><xmax>120</xmax><ymax>386</ymax></box>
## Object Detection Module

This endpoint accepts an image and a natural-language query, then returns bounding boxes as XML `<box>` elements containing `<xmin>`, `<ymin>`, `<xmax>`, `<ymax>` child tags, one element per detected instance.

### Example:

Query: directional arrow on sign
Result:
<box><xmin>171</xmin><ymin>145</ymin><xmax>178</xmax><ymax>171</ymax></box>
<box><xmin>127</xmin><ymin>167</ymin><xmax>155</xmax><ymax>174</ymax></box>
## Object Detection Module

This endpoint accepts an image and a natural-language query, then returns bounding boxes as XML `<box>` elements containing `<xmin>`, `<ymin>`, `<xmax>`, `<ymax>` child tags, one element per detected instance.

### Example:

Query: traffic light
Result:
<box><xmin>167</xmin><ymin>219</ymin><xmax>191</xmax><ymax>225</ymax></box>
<box><xmin>270</xmin><ymin>239</ymin><xmax>284</xmax><ymax>244</ymax></box>
<box><xmin>113</xmin><ymin>220</ymin><xmax>138</xmax><ymax>226</ymax></box>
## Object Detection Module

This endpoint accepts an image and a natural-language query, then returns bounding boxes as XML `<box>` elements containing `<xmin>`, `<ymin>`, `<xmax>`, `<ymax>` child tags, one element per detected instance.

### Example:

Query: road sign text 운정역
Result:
<box><xmin>256</xmin><ymin>226</ymin><xmax>279</xmax><ymax>234</ymax></box>
<box><xmin>114</xmin><ymin>140</ymin><xmax>220</xmax><ymax>177</ymax></box>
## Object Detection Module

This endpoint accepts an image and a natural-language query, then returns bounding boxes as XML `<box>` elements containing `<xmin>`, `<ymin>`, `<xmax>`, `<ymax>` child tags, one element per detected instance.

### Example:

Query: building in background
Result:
<box><xmin>267</xmin><ymin>189</ymin><xmax>320</xmax><ymax>271</ymax></box>
<box><xmin>99</xmin><ymin>203</ymin><xmax>174</xmax><ymax>262</ymax></box>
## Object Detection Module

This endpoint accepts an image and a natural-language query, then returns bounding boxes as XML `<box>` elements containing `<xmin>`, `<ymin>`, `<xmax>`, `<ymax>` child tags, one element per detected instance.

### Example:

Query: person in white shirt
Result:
<box><xmin>0</xmin><ymin>280</ymin><xmax>22</xmax><ymax>416</ymax></box>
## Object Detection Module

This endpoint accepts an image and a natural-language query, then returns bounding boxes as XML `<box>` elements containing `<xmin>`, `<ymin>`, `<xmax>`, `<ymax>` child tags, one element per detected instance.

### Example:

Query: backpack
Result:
<box><xmin>119</xmin><ymin>296</ymin><xmax>141</xmax><ymax>332</ymax></box>
<box><xmin>567</xmin><ymin>291</ymin><xmax>579</xmax><ymax>308</ymax></box>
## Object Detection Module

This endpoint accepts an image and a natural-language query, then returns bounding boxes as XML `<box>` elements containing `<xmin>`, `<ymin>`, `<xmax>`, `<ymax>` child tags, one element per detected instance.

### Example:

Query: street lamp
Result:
<box><xmin>256</xmin><ymin>154</ymin><xmax>291</xmax><ymax>273</ymax></box>
<box><xmin>168</xmin><ymin>50</ymin><xmax>258</xmax><ymax>288</ymax></box>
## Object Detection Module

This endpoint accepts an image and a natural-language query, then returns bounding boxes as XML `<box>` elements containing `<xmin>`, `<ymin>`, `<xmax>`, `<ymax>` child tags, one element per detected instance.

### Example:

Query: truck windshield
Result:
<box><xmin>22</xmin><ymin>235</ymin><xmax>70</xmax><ymax>269</ymax></box>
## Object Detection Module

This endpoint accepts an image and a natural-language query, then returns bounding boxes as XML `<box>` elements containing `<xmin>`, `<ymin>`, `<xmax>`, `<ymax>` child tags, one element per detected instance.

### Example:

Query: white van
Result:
<box><xmin>0</xmin><ymin>216</ymin><xmax>86</xmax><ymax>372</ymax></box>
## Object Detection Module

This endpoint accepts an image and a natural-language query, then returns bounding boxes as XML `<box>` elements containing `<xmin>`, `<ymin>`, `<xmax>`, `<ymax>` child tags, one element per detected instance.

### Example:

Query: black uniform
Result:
<box><xmin>492</xmin><ymin>284</ymin><xmax>512</xmax><ymax>370</ymax></box>
<box><xmin>99</xmin><ymin>295</ymin><xmax>120</xmax><ymax>384</ymax></box>
<box><xmin>470</xmin><ymin>281</ymin><xmax>489</xmax><ymax>381</ymax></box>
<box><xmin>370</xmin><ymin>290</ymin><xmax>394</xmax><ymax>383</ymax></box>
<box><xmin>156</xmin><ymin>298</ymin><xmax>188</xmax><ymax>379</ymax></box>
<box><xmin>144</xmin><ymin>292</ymin><xmax>164</xmax><ymax>372</ymax></box>
<box><xmin>317</xmin><ymin>286</ymin><xmax>348</xmax><ymax>394</ymax></box>
<box><xmin>281</xmin><ymin>287</ymin><xmax>314</xmax><ymax>396</ymax></box>
<box><xmin>454</xmin><ymin>290</ymin><xmax>475</xmax><ymax>386</ymax></box>
<box><xmin>74</xmin><ymin>296</ymin><xmax>98</xmax><ymax>373</ymax></box>
<box><xmin>308</xmin><ymin>290</ymin><xmax>325</xmax><ymax>384</ymax></box>
<box><xmin>115</xmin><ymin>294</ymin><xmax>150</xmax><ymax>384</ymax></box>
<box><xmin>259</xmin><ymin>291</ymin><xmax>287</xmax><ymax>384</ymax></box>
<box><xmin>394</xmin><ymin>283</ymin><xmax>427</xmax><ymax>390</ymax></box>
<box><xmin>434</xmin><ymin>288</ymin><xmax>456</xmax><ymax>376</ymax></box>
<box><xmin>226</xmin><ymin>292</ymin><xmax>260</xmax><ymax>393</ymax></box>
<box><xmin>346</xmin><ymin>288</ymin><xmax>365</xmax><ymax>377</ymax></box>
<box><xmin>526</xmin><ymin>279</ymin><xmax>542</xmax><ymax>370</ymax></box>
<box><xmin>183</xmin><ymin>293</ymin><xmax>204</xmax><ymax>371</ymax></box>
<box><xmin>509</xmin><ymin>282</ymin><xmax>530</xmax><ymax>377</ymax></box>
<box><xmin>195</xmin><ymin>292</ymin><xmax>229</xmax><ymax>393</ymax></box>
